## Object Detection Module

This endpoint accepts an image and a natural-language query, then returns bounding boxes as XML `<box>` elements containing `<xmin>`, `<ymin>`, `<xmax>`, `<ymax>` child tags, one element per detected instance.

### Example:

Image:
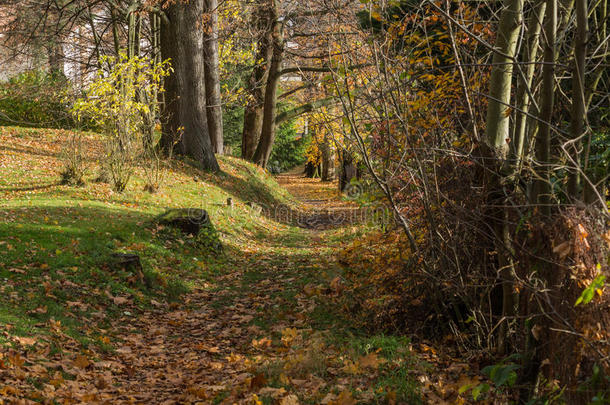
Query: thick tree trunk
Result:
<box><xmin>160</xmin><ymin>6</ymin><xmax>180</xmax><ymax>152</ymax></box>
<box><xmin>485</xmin><ymin>0</ymin><xmax>524</xmax><ymax>158</ymax></box>
<box><xmin>160</xmin><ymin>1</ymin><xmax>219</xmax><ymax>171</ymax></box>
<box><xmin>242</xmin><ymin>0</ymin><xmax>274</xmax><ymax>160</ymax></box>
<box><xmin>321</xmin><ymin>134</ymin><xmax>335</xmax><ymax>181</ymax></box>
<box><xmin>252</xmin><ymin>0</ymin><xmax>283</xmax><ymax>169</ymax></box>
<box><xmin>203</xmin><ymin>0</ymin><xmax>224</xmax><ymax>155</ymax></box>
<box><xmin>339</xmin><ymin>151</ymin><xmax>357</xmax><ymax>192</ymax></box>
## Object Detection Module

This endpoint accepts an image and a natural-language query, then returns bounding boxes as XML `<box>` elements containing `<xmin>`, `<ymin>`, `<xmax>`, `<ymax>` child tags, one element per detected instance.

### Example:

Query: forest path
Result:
<box><xmin>88</xmin><ymin>172</ymin><xmax>378</xmax><ymax>404</ymax></box>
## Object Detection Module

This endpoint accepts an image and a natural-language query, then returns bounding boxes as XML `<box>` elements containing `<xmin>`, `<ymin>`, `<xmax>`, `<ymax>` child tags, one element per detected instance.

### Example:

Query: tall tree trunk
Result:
<box><xmin>203</xmin><ymin>0</ymin><xmax>224</xmax><ymax>155</ymax></box>
<box><xmin>321</xmin><ymin>134</ymin><xmax>335</xmax><ymax>181</ymax></box>
<box><xmin>160</xmin><ymin>0</ymin><xmax>219</xmax><ymax>171</ymax></box>
<box><xmin>242</xmin><ymin>0</ymin><xmax>274</xmax><ymax>160</ymax></box>
<box><xmin>512</xmin><ymin>0</ymin><xmax>546</xmax><ymax>165</ymax></box>
<box><xmin>47</xmin><ymin>41</ymin><xmax>64</xmax><ymax>76</ymax></box>
<box><xmin>252</xmin><ymin>0</ymin><xmax>283</xmax><ymax>169</ymax></box>
<box><xmin>485</xmin><ymin>0</ymin><xmax>524</xmax><ymax>159</ymax></box>
<box><xmin>160</xmin><ymin>6</ymin><xmax>180</xmax><ymax>152</ymax></box>
<box><xmin>483</xmin><ymin>0</ymin><xmax>524</xmax><ymax>355</ymax></box>
<box><xmin>532</xmin><ymin>0</ymin><xmax>557</xmax><ymax>217</ymax></box>
<box><xmin>569</xmin><ymin>0</ymin><xmax>588</xmax><ymax>200</ymax></box>
<box><xmin>583</xmin><ymin>0</ymin><xmax>606</xmax><ymax>204</ymax></box>
<box><xmin>110</xmin><ymin>5</ymin><xmax>121</xmax><ymax>56</ymax></box>
<box><xmin>339</xmin><ymin>150</ymin><xmax>357</xmax><ymax>191</ymax></box>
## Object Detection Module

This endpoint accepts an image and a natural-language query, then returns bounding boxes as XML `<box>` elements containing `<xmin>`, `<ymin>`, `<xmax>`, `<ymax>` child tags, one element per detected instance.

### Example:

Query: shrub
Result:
<box><xmin>60</xmin><ymin>132</ymin><xmax>87</xmax><ymax>186</ymax></box>
<box><xmin>71</xmin><ymin>53</ymin><xmax>171</xmax><ymax>192</ymax></box>
<box><xmin>269</xmin><ymin>115</ymin><xmax>309</xmax><ymax>173</ymax></box>
<box><xmin>0</xmin><ymin>70</ymin><xmax>78</xmax><ymax>129</ymax></box>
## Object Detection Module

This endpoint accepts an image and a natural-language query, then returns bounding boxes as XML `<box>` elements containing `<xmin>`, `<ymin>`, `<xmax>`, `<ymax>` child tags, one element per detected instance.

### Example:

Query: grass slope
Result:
<box><xmin>0</xmin><ymin>126</ymin><xmax>294</xmax><ymax>348</ymax></box>
<box><xmin>0</xmin><ymin>126</ymin><xmax>423</xmax><ymax>404</ymax></box>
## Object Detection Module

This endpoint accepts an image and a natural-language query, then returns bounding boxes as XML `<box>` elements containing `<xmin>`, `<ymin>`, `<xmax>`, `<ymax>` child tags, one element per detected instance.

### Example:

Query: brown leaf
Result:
<box><xmin>250</xmin><ymin>373</ymin><xmax>267</xmax><ymax>391</ymax></box>
<box><xmin>15</xmin><ymin>336</ymin><xmax>37</xmax><ymax>346</ymax></box>
<box><xmin>330</xmin><ymin>391</ymin><xmax>356</xmax><ymax>405</ymax></box>
<box><xmin>358</xmin><ymin>352</ymin><xmax>384</xmax><ymax>369</ymax></box>
<box><xmin>73</xmin><ymin>355</ymin><xmax>91</xmax><ymax>369</ymax></box>
<box><xmin>280</xmin><ymin>394</ymin><xmax>300</xmax><ymax>405</ymax></box>
<box><xmin>113</xmin><ymin>296</ymin><xmax>129</xmax><ymax>305</ymax></box>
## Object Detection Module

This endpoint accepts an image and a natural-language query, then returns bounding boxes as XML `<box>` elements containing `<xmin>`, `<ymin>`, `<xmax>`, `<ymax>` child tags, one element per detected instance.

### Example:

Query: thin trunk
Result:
<box><xmin>532</xmin><ymin>0</ymin><xmax>557</xmax><ymax>216</ymax></box>
<box><xmin>203</xmin><ymin>0</ymin><xmax>224</xmax><ymax>154</ymax></box>
<box><xmin>48</xmin><ymin>41</ymin><xmax>64</xmax><ymax>76</ymax></box>
<box><xmin>583</xmin><ymin>0</ymin><xmax>607</xmax><ymax>204</ymax></box>
<box><xmin>512</xmin><ymin>0</ymin><xmax>546</xmax><ymax>164</ymax></box>
<box><xmin>252</xmin><ymin>0</ymin><xmax>282</xmax><ymax>169</ymax></box>
<box><xmin>484</xmin><ymin>0</ymin><xmax>524</xmax><ymax>158</ymax></box>
<box><xmin>483</xmin><ymin>0</ymin><xmax>524</xmax><ymax>355</ymax></box>
<box><xmin>160</xmin><ymin>0</ymin><xmax>219</xmax><ymax>171</ymax></box>
<box><xmin>242</xmin><ymin>0</ymin><xmax>274</xmax><ymax>160</ymax></box>
<box><xmin>570</xmin><ymin>0</ymin><xmax>588</xmax><ymax>200</ymax></box>
<box><xmin>110</xmin><ymin>5</ymin><xmax>121</xmax><ymax>56</ymax></box>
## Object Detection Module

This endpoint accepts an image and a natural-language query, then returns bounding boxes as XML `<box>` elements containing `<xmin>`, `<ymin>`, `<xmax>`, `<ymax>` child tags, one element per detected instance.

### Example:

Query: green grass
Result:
<box><xmin>0</xmin><ymin>125</ymin><xmax>421</xmax><ymax>403</ymax></box>
<box><xmin>0</xmin><ymin>126</ymin><xmax>296</xmax><ymax>349</ymax></box>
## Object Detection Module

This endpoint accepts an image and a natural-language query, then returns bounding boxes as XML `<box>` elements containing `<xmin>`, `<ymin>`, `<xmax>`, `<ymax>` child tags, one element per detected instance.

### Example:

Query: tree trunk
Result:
<box><xmin>321</xmin><ymin>134</ymin><xmax>335</xmax><ymax>181</ymax></box>
<box><xmin>512</xmin><ymin>0</ymin><xmax>546</xmax><ymax>165</ymax></box>
<box><xmin>483</xmin><ymin>0</ymin><xmax>524</xmax><ymax>355</ymax></box>
<box><xmin>203</xmin><ymin>0</ymin><xmax>224</xmax><ymax>155</ymax></box>
<box><xmin>485</xmin><ymin>0</ymin><xmax>524</xmax><ymax>159</ymax></box>
<box><xmin>47</xmin><ymin>41</ymin><xmax>64</xmax><ymax>76</ymax></box>
<box><xmin>252</xmin><ymin>0</ymin><xmax>282</xmax><ymax>169</ymax></box>
<box><xmin>242</xmin><ymin>0</ymin><xmax>274</xmax><ymax>160</ymax></box>
<box><xmin>532</xmin><ymin>0</ymin><xmax>557</xmax><ymax>217</ymax></box>
<box><xmin>339</xmin><ymin>151</ymin><xmax>357</xmax><ymax>191</ymax></box>
<box><xmin>160</xmin><ymin>6</ymin><xmax>180</xmax><ymax>152</ymax></box>
<box><xmin>569</xmin><ymin>0</ymin><xmax>587</xmax><ymax>200</ymax></box>
<box><xmin>160</xmin><ymin>0</ymin><xmax>219</xmax><ymax>171</ymax></box>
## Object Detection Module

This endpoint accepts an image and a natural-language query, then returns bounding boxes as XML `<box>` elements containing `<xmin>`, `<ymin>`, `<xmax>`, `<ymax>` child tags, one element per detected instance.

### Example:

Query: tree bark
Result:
<box><xmin>512</xmin><ymin>0</ymin><xmax>546</xmax><ymax>164</ymax></box>
<box><xmin>252</xmin><ymin>0</ymin><xmax>283</xmax><ymax>169</ymax></box>
<box><xmin>484</xmin><ymin>0</ymin><xmax>524</xmax><ymax>158</ymax></box>
<box><xmin>569</xmin><ymin>0</ymin><xmax>587</xmax><ymax>199</ymax></box>
<box><xmin>160</xmin><ymin>0</ymin><xmax>219</xmax><ymax>171</ymax></box>
<box><xmin>242</xmin><ymin>0</ymin><xmax>274</xmax><ymax>160</ymax></box>
<box><xmin>321</xmin><ymin>134</ymin><xmax>335</xmax><ymax>181</ymax></box>
<box><xmin>203</xmin><ymin>0</ymin><xmax>224</xmax><ymax>155</ymax></box>
<box><xmin>482</xmin><ymin>0</ymin><xmax>524</xmax><ymax>355</ymax></box>
<box><xmin>532</xmin><ymin>0</ymin><xmax>557</xmax><ymax>217</ymax></box>
<box><xmin>160</xmin><ymin>5</ymin><xmax>180</xmax><ymax>152</ymax></box>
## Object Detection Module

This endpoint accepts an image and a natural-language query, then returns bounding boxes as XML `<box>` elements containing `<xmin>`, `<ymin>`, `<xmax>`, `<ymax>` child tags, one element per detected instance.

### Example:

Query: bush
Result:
<box><xmin>222</xmin><ymin>102</ymin><xmax>309</xmax><ymax>172</ymax></box>
<box><xmin>0</xmin><ymin>70</ymin><xmax>77</xmax><ymax>129</ymax></box>
<box><xmin>71</xmin><ymin>53</ymin><xmax>171</xmax><ymax>192</ymax></box>
<box><xmin>60</xmin><ymin>132</ymin><xmax>87</xmax><ymax>186</ymax></box>
<box><xmin>269</xmin><ymin>113</ymin><xmax>309</xmax><ymax>173</ymax></box>
<box><xmin>222</xmin><ymin>104</ymin><xmax>244</xmax><ymax>157</ymax></box>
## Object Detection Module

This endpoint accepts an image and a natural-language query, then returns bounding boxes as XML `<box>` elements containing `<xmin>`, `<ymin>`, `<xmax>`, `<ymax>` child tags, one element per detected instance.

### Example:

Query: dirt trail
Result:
<box><xmin>275</xmin><ymin>169</ymin><xmax>364</xmax><ymax>230</ymax></box>
<box><xmin>68</xmin><ymin>173</ymin><xmax>359</xmax><ymax>404</ymax></box>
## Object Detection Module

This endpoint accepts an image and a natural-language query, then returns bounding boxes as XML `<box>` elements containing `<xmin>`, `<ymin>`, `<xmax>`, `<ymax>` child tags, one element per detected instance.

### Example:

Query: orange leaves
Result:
<box><xmin>281</xmin><ymin>328</ymin><xmax>298</xmax><ymax>347</ymax></box>
<box><xmin>358</xmin><ymin>352</ymin><xmax>384</xmax><ymax>369</ymax></box>
<box><xmin>73</xmin><ymin>354</ymin><xmax>91</xmax><ymax>369</ymax></box>
<box><xmin>252</xmin><ymin>337</ymin><xmax>272</xmax><ymax>350</ymax></box>
<box><xmin>341</xmin><ymin>352</ymin><xmax>384</xmax><ymax>375</ymax></box>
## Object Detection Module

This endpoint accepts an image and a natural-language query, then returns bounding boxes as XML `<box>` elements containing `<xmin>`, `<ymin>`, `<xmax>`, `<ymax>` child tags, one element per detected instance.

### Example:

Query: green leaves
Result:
<box><xmin>471</xmin><ymin>383</ymin><xmax>490</xmax><ymax>401</ymax></box>
<box><xmin>575</xmin><ymin>273</ymin><xmax>606</xmax><ymax>307</ymax></box>
<box><xmin>464</xmin><ymin>360</ymin><xmax>520</xmax><ymax>401</ymax></box>
<box><xmin>482</xmin><ymin>363</ymin><xmax>520</xmax><ymax>387</ymax></box>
